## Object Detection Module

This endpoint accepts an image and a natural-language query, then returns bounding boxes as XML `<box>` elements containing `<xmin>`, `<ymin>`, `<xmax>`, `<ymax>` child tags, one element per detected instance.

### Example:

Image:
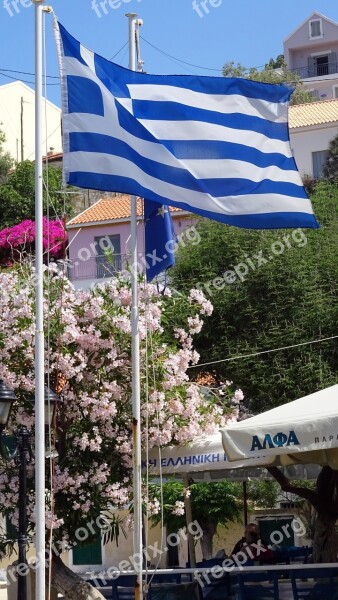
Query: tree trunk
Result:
<box><xmin>312</xmin><ymin>513</ymin><xmax>338</xmax><ymax>563</ymax></box>
<box><xmin>200</xmin><ymin>522</ymin><xmax>217</xmax><ymax>560</ymax></box>
<box><xmin>51</xmin><ymin>554</ymin><xmax>105</xmax><ymax>599</ymax></box>
<box><xmin>268</xmin><ymin>466</ymin><xmax>338</xmax><ymax>563</ymax></box>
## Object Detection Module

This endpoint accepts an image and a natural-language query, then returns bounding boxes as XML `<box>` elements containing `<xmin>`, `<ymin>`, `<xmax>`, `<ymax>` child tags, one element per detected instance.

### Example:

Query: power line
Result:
<box><xmin>1</xmin><ymin>53</ymin><xmax>338</xmax><ymax>87</ymax></box>
<box><xmin>187</xmin><ymin>335</ymin><xmax>338</xmax><ymax>369</ymax></box>
<box><xmin>0</xmin><ymin>67</ymin><xmax>59</xmax><ymax>79</ymax></box>
<box><xmin>109</xmin><ymin>41</ymin><xmax>129</xmax><ymax>62</ymax></box>
<box><xmin>140</xmin><ymin>35</ymin><xmax>222</xmax><ymax>73</ymax></box>
<box><xmin>0</xmin><ymin>71</ymin><xmax>59</xmax><ymax>86</ymax></box>
<box><xmin>137</xmin><ymin>37</ymin><xmax>338</xmax><ymax>86</ymax></box>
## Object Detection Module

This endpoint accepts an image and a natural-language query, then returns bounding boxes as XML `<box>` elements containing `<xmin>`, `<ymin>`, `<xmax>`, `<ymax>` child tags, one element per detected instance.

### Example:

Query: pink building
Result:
<box><xmin>66</xmin><ymin>195</ymin><xmax>199</xmax><ymax>289</ymax></box>
<box><xmin>284</xmin><ymin>12</ymin><xmax>338</xmax><ymax>100</ymax></box>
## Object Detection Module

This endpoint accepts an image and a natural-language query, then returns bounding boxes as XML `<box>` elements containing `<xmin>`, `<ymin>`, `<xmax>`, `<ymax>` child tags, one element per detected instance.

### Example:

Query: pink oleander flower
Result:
<box><xmin>147</xmin><ymin>498</ymin><xmax>161</xmax><ymax>516</ymax></box>
<box><xmin>233</xmin><ymin>389</ymin><xmax>244</xmax><ymax>404</ymax></box>
<box><xmin>0</xmin><ymin>265</ymin><xmax>239</xmax><ymax>550</ymax></box>
<box><xmin>172</xmin><ymin>501</ymin><xmax>185</xmax><ymax>516</ymax></box>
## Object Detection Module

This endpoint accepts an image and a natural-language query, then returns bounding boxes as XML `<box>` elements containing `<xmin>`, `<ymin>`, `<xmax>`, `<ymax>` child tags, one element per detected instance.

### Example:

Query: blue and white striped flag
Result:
<box><xmin>54</xmin><ymin>21</ymin><xmax>318</xmax><ymax>230</ymax></box>
<box><xmin>144</xmin><ymin>200</ymin><xmax>176</xmax><ymax>281</ymax></box>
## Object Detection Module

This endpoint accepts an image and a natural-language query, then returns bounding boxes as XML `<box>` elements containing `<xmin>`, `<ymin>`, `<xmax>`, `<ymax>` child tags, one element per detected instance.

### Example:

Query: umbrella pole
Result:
<box><xmin>243</xmin><ymin>481</ymin><xmax>248</xmax><ymax>526</ymax></box>
<box><xmin>183</xmin><ymin>475</ymin><xmax>197</xmax><ymax>567</ymax></box>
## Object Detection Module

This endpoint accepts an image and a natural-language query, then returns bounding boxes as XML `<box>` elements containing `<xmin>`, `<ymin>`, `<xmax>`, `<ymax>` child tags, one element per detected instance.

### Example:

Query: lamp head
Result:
<box><xmin>0</xmin><ymin>381</ymin><xmax>16</xmax><ymax>428</ymax></box>
<box><xmin>44</xmin><ymin>386</ymin><xmax>60</xmax><ymax>427</ymax></box>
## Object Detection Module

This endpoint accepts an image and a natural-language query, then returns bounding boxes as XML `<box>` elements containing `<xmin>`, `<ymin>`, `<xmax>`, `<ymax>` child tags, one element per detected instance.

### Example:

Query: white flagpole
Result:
<box><xmin>126</xmin><ymin>12</ymin><xmax>143</xmax><ymax>600</ymax></box>
<box><xmin>33</xmin><ymin>1</ymin><xmax>46</xmax><ymax>598</ymax></box>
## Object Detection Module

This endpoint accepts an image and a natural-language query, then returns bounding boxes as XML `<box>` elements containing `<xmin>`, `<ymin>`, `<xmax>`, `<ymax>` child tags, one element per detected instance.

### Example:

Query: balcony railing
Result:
<box><xmin>290</xmin><ymin>61</ymin><xmax>338</xmax><ymax>79</ymax></box>
<box><xmin>59</xmin><ymin>254</ymin><xmax>144</xmax><ymax>282</ymax></box>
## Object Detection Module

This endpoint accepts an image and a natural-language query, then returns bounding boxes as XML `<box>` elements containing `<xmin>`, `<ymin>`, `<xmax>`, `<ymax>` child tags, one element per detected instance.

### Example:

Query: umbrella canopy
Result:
<box><xmin>145</xmin><ymin>434</ymin><xmax>320</xmax><ymax>480</ymax></box>
<box><xmin>221</xmin><ymin>384</ymin><xmax>338</xmax><ymax>468</ymax></box>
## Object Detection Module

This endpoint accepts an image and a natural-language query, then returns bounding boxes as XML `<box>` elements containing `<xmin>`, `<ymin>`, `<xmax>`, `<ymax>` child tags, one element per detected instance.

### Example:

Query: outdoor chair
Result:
<box><xmin>289</xmin><ymin>546</ymin><xmax>312</xmax><ymax>564</ymax></box>
<box><xmin>147</xmin><ymin>572</ymin><xmax>201</xmax><ymax>600</ymax></box>
<box><xmin>193</xmin><ymin>559</ymin><xmax>236</xmax><ymax>598</ymax></box>
<box><xmin>273</xmin><ymin>547</ymin><xmax>291</xmax><ymax>565</ymax></box>
<box><xmin>290</xmin><ymin>567</ymin><xmax>338</xmax><ymax>599</ymax></box>
<box><xmin>86</xmin><ymin>577</ymin><xmax>117</xmax><ymax>599</ymax></box>
<box><xmin>86</xmin><ymin>575</ymin><xmax>137</xmax><ymax>600</ymax></box>
<box><xmin>236</xmin><ymin>571</ymin><xmax>279</xmax><ymax>600</ymax></box>
<box><xmin>111</xmin><ymin>575</ymin><xmax>137</xmax><ymax>600</ymax></box>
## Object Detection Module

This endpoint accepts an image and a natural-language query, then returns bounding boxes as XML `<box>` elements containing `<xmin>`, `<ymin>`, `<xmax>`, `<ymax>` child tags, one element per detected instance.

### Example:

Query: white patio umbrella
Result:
<box><xmin>221</xmin><ymin>384</ymin><xmax>338</xmax><ymax>468</ymax></box>
<box><xmin>145</xmin><ymin>434</ymin><xmax>320</xmax><ymax>480</ymax></box>
<box><xmin>144</xmin><ymin>433</ymin><xmax>320</xmax><ymax>567</ymax></box>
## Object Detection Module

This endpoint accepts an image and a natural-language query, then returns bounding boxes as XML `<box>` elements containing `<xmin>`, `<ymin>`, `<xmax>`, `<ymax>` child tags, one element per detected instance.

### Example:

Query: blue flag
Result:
<box><xmin>144</xmin><ymin>200</ymin><xmax>176</xmax><ymax>281</ymax></box>
<box><xmin>54</xmin><ymin>20</ymin><xmax>318</xmax><ymax>230</ymax></box>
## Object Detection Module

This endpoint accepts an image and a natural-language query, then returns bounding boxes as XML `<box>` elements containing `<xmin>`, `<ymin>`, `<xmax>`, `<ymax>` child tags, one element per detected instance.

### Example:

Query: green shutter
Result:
<box><xmin>72</xmin><ymin>534</ymin><xmax>102</xmax><ymax>565</ymax></box>
<box><xmin>259</xmin><ymin>519</ymin><xmax>294</xmax><ymax>549</ymax></box>
<box><xmin>6</xmin><ymin>516</ymin><xmax>18</xmax><ymax>540</ymax></box>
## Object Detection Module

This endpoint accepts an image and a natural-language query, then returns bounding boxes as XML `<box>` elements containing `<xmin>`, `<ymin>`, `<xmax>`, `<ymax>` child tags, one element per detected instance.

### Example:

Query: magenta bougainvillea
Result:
<box><xmin>0</xmin><ymin>218</ymin><xmax>67</xmax><ymax>265</ymax></box>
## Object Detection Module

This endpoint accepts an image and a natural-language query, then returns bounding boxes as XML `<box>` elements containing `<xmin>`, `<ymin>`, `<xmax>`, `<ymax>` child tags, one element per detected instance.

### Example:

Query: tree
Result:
<box><xmin>148</xmin><ymin>480</ymin><xmax>278</xmax><ymax>559</ymax></box>
<box><xmin>268</xmin><ymin>467</ymin><xmax>338</xmax><ymax>563</ymax></box>
<box><xmin>169</xmin><ymin>180</ymin><xmax>338</xmax><ymax>560</ymax></box>
<box><xmin>0</xmin><ymin>129</ymin><xmax>14</xmax><ymax>185</ymax></box>
<box><xmin>222</xmin><ymin>58</ymin><xmax>316</xmax><ymax>105</ymax></box>
<box><xmin>0</xmin><ymin>266</ymin><xmax>237</xmax><ymax>598</ymax></box>
<box><xmin>170</xmin><ymin>182</ymin><xmax>337</xmax><ymax>412</ymax></box>
<box><xmin>0</xmin><ymin>161</ymin><xmax>73</xmax><ymax>228</ymax></box>
<box><xmin>323</xmin><ymin>133</ymin><xmax>338</xmax><ymax>181</ymax></box>
<box><xmin>265</xmin><ymin>55</ymin><xmax>285</xmax><ymax>70</ymax></box>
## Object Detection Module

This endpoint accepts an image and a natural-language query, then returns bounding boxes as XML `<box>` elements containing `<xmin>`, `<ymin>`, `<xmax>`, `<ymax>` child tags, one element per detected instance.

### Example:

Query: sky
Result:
<box><xmin>1</xmin><ymin>0</ymin><xmax>338</xmax><ymax>107</ymax></box>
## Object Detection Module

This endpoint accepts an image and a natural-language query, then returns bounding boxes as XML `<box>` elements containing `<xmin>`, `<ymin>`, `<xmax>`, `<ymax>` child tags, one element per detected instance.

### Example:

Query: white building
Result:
<box><xmin>0</xmin><ymin>81</ymin><xmax>62</xmax><ymax>162</ymax></box>
<box><xmin>289</xmin><ymin>99</ymin><xmax>338</xmax><ymax>178</ymax></box>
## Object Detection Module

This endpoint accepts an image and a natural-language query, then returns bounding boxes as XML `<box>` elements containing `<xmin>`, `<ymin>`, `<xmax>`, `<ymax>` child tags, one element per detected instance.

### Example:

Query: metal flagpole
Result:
<box><xmin>126</xmin><ymin>12</ymin><xmax>143</xmax><ymax>600</ymax></box>
<box><xmin>33</xmin><ymin>1</ymin><xmax>46</xmax><ymax>598</ymax></box>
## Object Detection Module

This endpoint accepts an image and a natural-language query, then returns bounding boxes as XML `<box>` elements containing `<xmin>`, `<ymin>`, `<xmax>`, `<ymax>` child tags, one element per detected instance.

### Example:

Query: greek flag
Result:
<box><xmin>54</xmin><ymin>20</ymin><xmax>318</xmax><ymax>230</ymax></box>
<box><xmin>144</xmin><ymin>200</ymin><xmax>176</xmax><ymax>281</ymax></box>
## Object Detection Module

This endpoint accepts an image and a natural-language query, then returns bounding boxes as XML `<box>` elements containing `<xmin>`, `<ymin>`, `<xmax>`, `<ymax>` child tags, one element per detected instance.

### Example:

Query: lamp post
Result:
<box><xmin>0</xmin><ymin>380</ymin><xmax>59</xmax><ymax>600</ymax></box>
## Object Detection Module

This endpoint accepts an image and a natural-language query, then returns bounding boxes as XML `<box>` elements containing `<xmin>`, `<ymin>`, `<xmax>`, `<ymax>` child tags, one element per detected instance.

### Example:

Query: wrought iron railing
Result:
<box><xmin>289</xmin><ymin>61</ymin><xmax>338</xmax><ymax>79</ymax></box>
<box><xmin>59</xmin><ymin>254</ymin><xmax>142</xmax><ymax>281</ymax></box>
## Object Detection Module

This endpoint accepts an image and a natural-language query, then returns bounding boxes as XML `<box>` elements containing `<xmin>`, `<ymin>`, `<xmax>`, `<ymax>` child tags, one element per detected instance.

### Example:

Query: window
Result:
<box><xmin>308</xmin><ymin>89</ymin><xmax>319</xmax><ymax>99</ymax></box>
<box><xmin>95</xmin><ymin>234</ymin><xmax>121</xmax><ymax>278</ymax></box>
<box><xmin>309</xmin><ymin>19</ymin><xmax>322</xmax><ymax>39</ymax></box>
<box><xmin>308</xmin><ymin>51</ymin><xmax>337</xmax><ymax>78</ymax></box>
<box><xmin>312</xmin><ymin>150</ymin><xmax>328</xmax><ymax>179</ymax></box>
<box><xmin>315</xmin><ymin>55</ymin><xmax>329</xmax><ymax>76</ymax></box>
<box><xmin>280</xmin><ymin>502</ymin><xmax>299</xmax><ymax>509</ymax></box>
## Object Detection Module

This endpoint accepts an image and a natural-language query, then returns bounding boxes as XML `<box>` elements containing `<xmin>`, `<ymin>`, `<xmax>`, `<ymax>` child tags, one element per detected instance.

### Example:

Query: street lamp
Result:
<box><xmin>0</xmin><ymin>380</ymin><xmax>59</xmax><ymax>600</ymax></box>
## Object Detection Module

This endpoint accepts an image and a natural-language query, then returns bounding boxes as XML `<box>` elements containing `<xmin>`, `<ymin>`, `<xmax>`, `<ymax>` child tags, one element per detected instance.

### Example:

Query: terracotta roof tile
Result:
<box><xmin>42</xmin><ymin>152</ymin><xmax>63</xmax><ymax>163</ymax></box>
<box><xmin>67</xmin><ymin>195</ymin><xmax>183</xmax><ymax>226</ymax></box>
<box><xmin>289</xmin><ymin>99</ymin><xmax>338</xmax><ymax>129</ymax></box>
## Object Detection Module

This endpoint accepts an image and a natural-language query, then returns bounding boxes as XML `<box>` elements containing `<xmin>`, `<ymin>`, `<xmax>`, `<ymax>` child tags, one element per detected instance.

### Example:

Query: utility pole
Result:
<box><xmin>20</xmin><ymin>96</ymin><xmax>24</xmax><ymax>162</ymax></box>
